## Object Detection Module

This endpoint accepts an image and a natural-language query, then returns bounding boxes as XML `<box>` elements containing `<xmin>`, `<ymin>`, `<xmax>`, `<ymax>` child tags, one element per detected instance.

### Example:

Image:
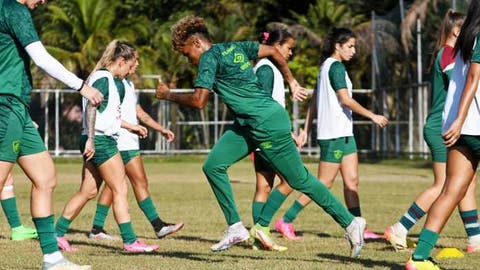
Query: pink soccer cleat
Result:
<box><xmin>123</xmin><ymin>239</ymin><xmax>159</xmax><ymax>253</ymax></box>
<box><xmin>274</xmin><ymin>218</ymin><xmax>299</xmax><ymax>240</ymax></box>
<box><xmin>56</xmin><ymin>236</ymin><xmax>77</xmax><ymax>252</ymax></box>
<box><xmin>364</xmin><ymin>228</ymin><xmax>382</xmax><ymax>239</ymax></box>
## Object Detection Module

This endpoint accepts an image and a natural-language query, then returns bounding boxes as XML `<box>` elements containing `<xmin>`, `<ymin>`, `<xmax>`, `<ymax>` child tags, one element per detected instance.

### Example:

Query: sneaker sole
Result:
<box><xmin>210</xmin><ymin>234</ymin><xmax>250</xmax><ymax>252</ymax></box>
<box><xmin>157</xmin><ymin>223</ymin><xmax>185</xmax><ymax>239</ymax></box>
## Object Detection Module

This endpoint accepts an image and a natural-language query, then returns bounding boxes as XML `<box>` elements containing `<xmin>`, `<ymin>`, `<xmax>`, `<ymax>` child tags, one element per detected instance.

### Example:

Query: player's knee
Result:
<box><xmin>33</xmin><ymin>176</ymin><xmax>57</xmax><ymax>192</ymax></box>
<box><xmin>202</xmin><ymin>161</ymin><xmax>225</xmax><ymax>178</ymax></box>
<box><xmin>85</xmin><ymin>188</ymin><xmax>98</xmax><ymax>200</ymax></box>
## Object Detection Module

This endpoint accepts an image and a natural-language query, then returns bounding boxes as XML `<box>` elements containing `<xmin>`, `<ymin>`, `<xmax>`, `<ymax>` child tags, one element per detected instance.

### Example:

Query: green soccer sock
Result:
<box><xmin>252</xmin><ymin>201</ymin><xmax>266</xmax><ymax>224</ymax></box>
<box><xmin>55</xmin><ymin>216</ymin><xmax>72</xmax><ymax>237</ymax></box>
<box><xmin>283</xmin><ymin>200</ymin><xmax>304</xmax><ymax>223</ymax></box>
<box><xmin>138</xmin><ymin>196</ymin><xmax>159</xmax><ymax>222</ymax></box>
<box><xmin>412</xmin><ymin>228</ymin><xmax>439</xmax><ymax>260</ymax></box>
<box><xmin>92</xmin><ymin>203</ymin><xmax>110</xmax><ymax>228</ymax></box>
<box><xmin>1</xmin><ymin>197</ymin><xmax>22</xmax><ymax>228</ymax></box>
<box><xmin>33</xmin><ymin>215</ymin><xmax>59</xmax><ymax>254</ymax></box>
<box><xmin>348</xmin><ymin>207</ymin><xmax>362</xmax><ymax>217</ymax></box>
<box><xmin>258</xmin><ymin>188</ymin><xmax>287</xmax><ymax>227</ymax></box>
<box><xmin>118</xmin><ymin>222</ymin><xmax>137</xmax><ymax>245</ymax></box>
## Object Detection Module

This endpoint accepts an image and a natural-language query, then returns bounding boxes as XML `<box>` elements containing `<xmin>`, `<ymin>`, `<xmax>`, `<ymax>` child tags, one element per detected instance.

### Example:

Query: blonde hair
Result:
<box><xmin>92</xmin><ymin>40</ymin><xmax>136</xmax><ymax>72</ymax></box>
<box><xmin>171</xmin><ymin>16</ymin><xmax>210</xmax><ymax>52</ymax></box>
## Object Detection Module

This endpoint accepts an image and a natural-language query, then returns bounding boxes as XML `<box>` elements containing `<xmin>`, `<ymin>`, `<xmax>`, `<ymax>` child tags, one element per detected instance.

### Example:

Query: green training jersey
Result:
<box><xmin>0</xmin><ymin>0</ymin><xmax>40</xmax><ymax>105</ymax></box>
<box><xmin>328</xmin><ymin>61</ymin><xmax>348</xmax><ymax>91</ymax></box>
<box><xmin>194</xmin><ymin>41</ymin><xmax>281</xmax><ymax>127</ymax></box>
<box><xmin>472</xmin><ymin>34</ymin><xmax>480</xmax><ymax>63</ymax></box>
<box><xmin>255</xmin><ymin>65</ymin><xmax>274</xmax><ymax>95</ymax></box>
<box><xmin>425</xmin><ymin>46</ymin><xmax>455</xmax><ymax>131</ymax></box>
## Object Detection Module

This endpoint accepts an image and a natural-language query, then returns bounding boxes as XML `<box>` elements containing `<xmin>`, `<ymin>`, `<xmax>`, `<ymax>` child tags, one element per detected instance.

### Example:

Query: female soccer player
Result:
<box><xmin>250</xmin><ymin>28</ymin><xmax>298</xmax><ymax>248</ymax></box>
<box><xmin>0</xmin><ymin>0</ymin><xmax>102</xmax><ymax>269</ymax></box>
<box><xmin>156</xmin><ymin>16</ymin><xmax>366</xmax><ymax>258</ymax></box>
<box><xmin>54</xmin><ymin>40</ymin><xmax>159</xmax><ymax>254</ymax></box>
<box><xmin>88</xmin><ymin>52</ymin><xmax>184</xmax><ymax>240</ymax></box>
<box><xmin>406</xmin><ymin>1</ymin><xmax>480</xmax><ymax>269</ymax></box>
<box><xmin>275</xmin><ymin>27</ymin><xmax>388</xmax><ymax>240</ymax></box>
<box><xmin>385</xmin><ymin>10</ymin><xmax>480</xmax><ymax>252</ymax></box>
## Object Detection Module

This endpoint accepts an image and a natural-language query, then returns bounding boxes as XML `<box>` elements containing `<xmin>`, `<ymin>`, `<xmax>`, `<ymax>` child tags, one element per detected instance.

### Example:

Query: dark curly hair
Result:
<box><xmin>171</xmin><ymin>16</ymin><xmax>211</xmax><ymax>52</ymax></box>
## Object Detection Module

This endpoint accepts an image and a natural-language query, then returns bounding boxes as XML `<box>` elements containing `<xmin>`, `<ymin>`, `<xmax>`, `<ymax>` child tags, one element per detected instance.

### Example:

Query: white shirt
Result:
<box><xmin>81</xmin><ymin>70</ymin><xmax>121</xmax><ymax>138</ymax></box>
<box><xmin>442</xmin><ymin>55</ymin><xmax>480</xmax><ymax>135</ymax></box>
<box><xmin>316</xmin><ymin>57</ymin><xmax>353</xmax><ymax>140</ymax></box>
<box><xmin>253</xmin><ymin>58</ymin><xmax>286</xmax><ymax>107</ymax></box>
<box><xmin>117</xmin><ymin>79</ymin><xmax>140</xmax><ymax>151</ymax></box>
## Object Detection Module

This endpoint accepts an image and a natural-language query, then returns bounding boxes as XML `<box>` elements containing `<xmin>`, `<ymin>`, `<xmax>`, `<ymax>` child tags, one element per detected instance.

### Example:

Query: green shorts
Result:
<box><xmin>120</xmin><ymin>150</ymin><xmax>140</xmax><ymax>164</ymax></box>
<box><xmin>423</xmin><ymin>126</ymin><xmax>447</xmax><ymax>162</ymax></box>
<box><xmin>79</xmin><ymin>135</ymin><xmax>118</xmax><ymax>166</ymax></box>
<box><xmin>0</xmin><ymin>95</ymin><xmax>46</xmax><ymax>162</ymax></box>
<box><xmin>318</xmin><ymin>136</ymin><xmax>357</xmax><ymax>163</ymax></box>
<box><xmin>455</xmin><ymin>135</ymin><xmax>480</xmax><ymax>159</ymax></box>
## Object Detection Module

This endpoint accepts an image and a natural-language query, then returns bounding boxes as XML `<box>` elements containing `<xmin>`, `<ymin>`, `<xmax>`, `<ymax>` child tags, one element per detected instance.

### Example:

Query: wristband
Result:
<box><xmin>77</xmin><ymin>80</ymin><xmax>85</xmax><ymax>91</ymax></box>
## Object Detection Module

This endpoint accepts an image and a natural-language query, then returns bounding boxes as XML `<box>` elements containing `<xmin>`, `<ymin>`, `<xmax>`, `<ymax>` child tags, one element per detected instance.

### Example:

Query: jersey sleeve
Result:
<box><xmin>6</xmin><ymin>3</ymin><xmax>40</xmax><ymax>47</ymax></box>
<box><xmin>92</xmin><ymin>77</ymin><xmax>109</xmax><ymax>113</ymax></box>
<box><xmin>440</xmin><ymin>46</ymin><xmax>455</xmax><ymax>74</ymax></box>
<box><xmin>255</xmin><ymin>65</ymin><xmax>274</xmax><ymax>94</ymax></box>
<box><xmin>237</xmin><ymin>41</ymin><xmax>260</xmax><ymax>61</ymax></box>
<box><xmin>328</xmin><ymin>61</ymin><xmax>347</xmax><ymax>91</ymax></box>
<box><xmin>194</xmin><ymin>51</ymin><xmax>218</xmax><ymax>91</ymax></box>
<box><xmin>472</xmin><ymin>35</ymin><xmax>480</xmax><ymax>63</ymax></box>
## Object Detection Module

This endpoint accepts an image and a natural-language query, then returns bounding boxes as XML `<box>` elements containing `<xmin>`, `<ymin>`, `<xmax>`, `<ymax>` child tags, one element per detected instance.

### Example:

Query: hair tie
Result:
<box><xmin>262</xmin><ymin>32</ymin><xmax>270</xmax><ymax>41</ymax></box>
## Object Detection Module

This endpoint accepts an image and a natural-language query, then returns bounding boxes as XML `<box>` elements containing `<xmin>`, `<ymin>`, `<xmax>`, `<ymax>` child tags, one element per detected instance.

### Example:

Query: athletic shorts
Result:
<box><xmin>120</xmin><ymin>150</ymin><xmax>140</xmax><ymax>164</ymax></box>
<box><xmin>456</xmin><ymin>135</ymin><xmax>480</xmax><ymax>159</ymax></box>
<box><xmin>423</xmin><ymin>126</ymin><xmax>447</xmax><ymax>162</ymax></box>
<box><xmin>79</xmin><ymin>135</ymin><xmax>118</xmax><ymax>166</ymax></box>
<box><xmin>0</xmin><ymin>95</ymin><xmax>46</xmax><ymax>162</ymax></box>
<box><xmin>318</xmin><ymin>136</ymin><xmax>357</xmax><ymax>163</ymax></box>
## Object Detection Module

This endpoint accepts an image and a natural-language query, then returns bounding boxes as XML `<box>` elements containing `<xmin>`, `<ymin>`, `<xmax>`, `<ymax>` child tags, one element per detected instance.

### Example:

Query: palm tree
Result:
<box><xmin>39</xmin><ymin>0</ymin><xmax>150</xmax><ymax>79</ymax></box>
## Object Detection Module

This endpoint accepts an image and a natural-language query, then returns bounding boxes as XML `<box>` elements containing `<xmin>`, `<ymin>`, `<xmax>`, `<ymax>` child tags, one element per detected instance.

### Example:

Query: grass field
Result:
<box><xmin>1</xmin><ymin>156</ymin><xmax>479</xmax><ymax>270</ymax></box>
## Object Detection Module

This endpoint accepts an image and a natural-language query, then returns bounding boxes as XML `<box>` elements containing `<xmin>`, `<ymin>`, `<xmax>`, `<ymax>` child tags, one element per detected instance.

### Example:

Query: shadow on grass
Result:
<box><xmin>317</xmin><ymin>253</ymin><xmax>404</xmax><ymax>269</ymax></box>
<box><xmin>172</xmin><ymin>235</ymin><xmax>218</xmax><ymax>244</ymax></box>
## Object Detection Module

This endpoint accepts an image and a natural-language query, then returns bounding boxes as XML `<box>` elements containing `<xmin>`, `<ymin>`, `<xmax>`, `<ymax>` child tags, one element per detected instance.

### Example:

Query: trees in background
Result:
<box><xmin>30</xmin><ymin>0</ymin><xmax>462</xmax><ymax>150</ymax></box>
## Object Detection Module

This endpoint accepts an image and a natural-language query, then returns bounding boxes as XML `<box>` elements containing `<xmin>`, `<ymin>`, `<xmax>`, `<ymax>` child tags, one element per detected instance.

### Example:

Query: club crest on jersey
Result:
<box><xmin>233</xmin><ymin>53</ymin><xmax>245</xmax><ymax>63</ymax></box>
<box><xmin>260</xmin><ymin>141</ymin><xmax>272</xmax><ymax>149</ymax></box>
<box><xmin>333</xmin><ymin>150</ymin><xmax>343</xmax><ymax>160</ymax></box>
<box><xmin>12</xmin><ymin>140</ymin><xmax>20</xmax><ymax>153</ymax></box>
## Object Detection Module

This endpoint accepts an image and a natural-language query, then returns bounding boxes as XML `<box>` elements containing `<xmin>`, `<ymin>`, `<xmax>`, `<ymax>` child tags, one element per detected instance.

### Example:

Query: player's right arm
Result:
<box><xmin>155</xmin><ymin>81</ymin><xmax>210</xmax><ymax>109</ymax></box>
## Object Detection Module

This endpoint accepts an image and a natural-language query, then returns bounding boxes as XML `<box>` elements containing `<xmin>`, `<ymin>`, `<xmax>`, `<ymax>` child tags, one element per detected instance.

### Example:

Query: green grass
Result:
<box><xmin>2</xmin><ymin>157</ymin><xmax>479</xmax><ymax>269</ymax></box>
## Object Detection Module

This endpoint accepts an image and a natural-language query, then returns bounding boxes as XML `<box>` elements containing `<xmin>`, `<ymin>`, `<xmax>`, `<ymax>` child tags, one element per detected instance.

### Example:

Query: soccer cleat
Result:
<box><xmin>210</xmin><ymin>223</ymin><xmax>250</xmax><ymax>252</ymax></box>
<box><xmin>405</xmin><ymin>257</ymin><xmax>440</xmax><ymax>270</ymax></box>
<box><xmin>56</xmin><ymin>236</ymin><xmax>77</xmax><ymax>252</ymax></box>
<box><xmin>384</xmin><ymin>226</ymin><xmax>408</xmax><ymax>251</ymax></box>
<box><xmin>88</xmin><ymin>228</ymin><xmax>119</xmax><ymax>240</ymax></box>
<box><xmin>251</xmin><ymin>224</ymin><xmax>288</xmax><ymax>252</ymax></box>
<box><xmin>123</xmin><ymin>239</ymin><xmax>159</xmax><ymax>253</ymax></box>
<box><xmin>345</xmin><ymin>217</ymin><xmax>366</xmax><ymax>258</ymax></box>
<box><xmin>11</xmin><ymin>225</ymin><xmax>38</xmax><ymax>241</ymax></box>
<box><xmin>42</xmin><ymin>258</ymin><xmax>91</xmax><ymax>270</ymax></box>
<box><xmin>274</xmin><ymin>218</ymin><xmax>299</xmax><ymax>240</ymax></box>
<box><xmin>364</xmin><ymin>228</ymin><xmax>382</xmax><ymax>240</ymax></box>
<box><xmin>156</xmin><ymin>222</ymin><xmax>184</xmax><ymax>238</ymax></box>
